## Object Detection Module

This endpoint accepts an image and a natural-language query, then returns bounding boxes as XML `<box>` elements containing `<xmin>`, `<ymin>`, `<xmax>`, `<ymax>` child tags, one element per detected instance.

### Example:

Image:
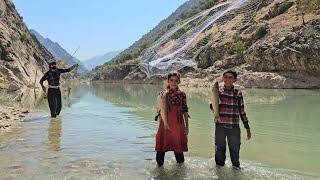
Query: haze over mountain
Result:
<box><xmin>82</xmin><ymin>50</ymin><xmax>121</xmax><ymax>70</ymax></box>
<box><xmin>30</xmin><ymin>29</ymin><xmax>88</xmax><ymax>74</ymax></box>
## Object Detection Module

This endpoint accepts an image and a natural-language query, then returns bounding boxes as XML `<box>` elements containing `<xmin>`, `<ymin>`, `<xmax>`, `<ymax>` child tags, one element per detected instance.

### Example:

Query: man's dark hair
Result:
<box><xmin>223</xmin><ymin>69</ymin><xmax>237</xmax><ymax>78</ymax></box>
<box><xmin>49</xmin><ymin>61</ymin><xmax>57</xmax><ymax>66</ymax></box>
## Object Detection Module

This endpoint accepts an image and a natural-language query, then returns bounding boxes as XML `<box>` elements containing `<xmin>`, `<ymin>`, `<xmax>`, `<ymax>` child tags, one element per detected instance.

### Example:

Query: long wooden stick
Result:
<box><xmin>70</xmin><ymin>46</ymin><xmax>80</xmax><ymax>60</ymax></box>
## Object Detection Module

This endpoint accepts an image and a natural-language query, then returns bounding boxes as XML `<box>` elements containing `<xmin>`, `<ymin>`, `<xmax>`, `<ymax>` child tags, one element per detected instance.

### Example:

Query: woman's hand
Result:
<box><xmin>162</xmin><ymin>89</ymin><xmax>169</xmax><ymax>97</ymax></box>
<box><xmin>185</xmin><ymin>126</ymin><xmax>189</xmax><ymax>135</ymax></box>
<box><xmin>246</xmin><ymin>129</ymin><xmax>251</xmax><ymax>140</ymax></box>
<box><xmin>164</xmin><ymin>123</ymin><xmax>171</xmax><ymax>131</ymax></box>
<box><xmin>183</xmin><ymin>113</ymin><xmax>189</xmax><ymax>135</ymax></box>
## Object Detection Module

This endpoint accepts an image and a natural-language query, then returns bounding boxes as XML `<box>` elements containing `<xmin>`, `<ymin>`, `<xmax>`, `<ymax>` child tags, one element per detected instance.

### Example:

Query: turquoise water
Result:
<box><xmin>0</xmin><ymin>83</ymin><xmax>319</xmax><ymax>179</ymax></box>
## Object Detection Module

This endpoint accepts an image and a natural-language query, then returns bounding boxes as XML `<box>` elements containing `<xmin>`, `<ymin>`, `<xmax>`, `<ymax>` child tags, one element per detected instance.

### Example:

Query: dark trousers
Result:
<box><xmin>156</xmin><ymin>151</ymin><xmax>185</xmax><ymax>166</ymax></box>
<box><xmin>47</xmin><ymin>88</ymin><xmax>62</xmax><ymax>118</ymax></box>
<box><xmin>215</xmin><ymin>124</ymin><xmax>241</xmax><ymax>167</ymax></box>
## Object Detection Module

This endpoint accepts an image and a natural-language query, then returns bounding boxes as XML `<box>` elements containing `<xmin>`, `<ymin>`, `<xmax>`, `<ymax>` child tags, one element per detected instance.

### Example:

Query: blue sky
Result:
<box><xmin>12</xmin><ymin>0</ymin><xmax>187</xmax><ymax>60</ymax></box>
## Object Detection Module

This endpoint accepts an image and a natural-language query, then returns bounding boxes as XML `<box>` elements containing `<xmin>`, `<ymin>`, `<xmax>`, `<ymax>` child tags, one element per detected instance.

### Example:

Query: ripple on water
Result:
<box><xmin>1</xmin><ymin>84</ymin><xmax>319</xmax><ymax>179</ymax></box>
<box><xmin>145</xmin><ymin>157</ymin><xmax>315</xmax><ymax>180</ymax></box>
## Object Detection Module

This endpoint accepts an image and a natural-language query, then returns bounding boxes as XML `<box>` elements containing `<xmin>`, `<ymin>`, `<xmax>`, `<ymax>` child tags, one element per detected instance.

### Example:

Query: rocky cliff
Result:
<box><xmin>90</xmin><ymin>0</ymin><xmax>320</xmax><ymax>89</ymax></box>
<box><xmin>0</xmin><ymin>0</ymin><xmax>53</xmax><ymax>91</ymax></box>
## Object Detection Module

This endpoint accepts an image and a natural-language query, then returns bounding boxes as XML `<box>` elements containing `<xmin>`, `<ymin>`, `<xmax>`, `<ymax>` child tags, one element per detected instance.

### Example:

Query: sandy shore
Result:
<box><xmin>0</xmin><ymin>106</ymin><xmax>29</xmax><ymax>131</ymax></box>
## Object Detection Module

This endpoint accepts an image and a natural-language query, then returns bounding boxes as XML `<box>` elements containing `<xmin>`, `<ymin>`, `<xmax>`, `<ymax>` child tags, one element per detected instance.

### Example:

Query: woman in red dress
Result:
<box><xmin>155</xmin><ymin>72</ymin><xmax>189</xmax><ymax>166</ymax></box>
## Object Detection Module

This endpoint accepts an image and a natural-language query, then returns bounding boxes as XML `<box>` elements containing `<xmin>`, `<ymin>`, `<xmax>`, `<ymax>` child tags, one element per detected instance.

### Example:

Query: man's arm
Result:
<box><xmin>238</xmin><ymin>91</ymin><xmax>251</xmax><ymax>140</ymax></box>
<box><xmin>59</xmin><ymin>64</ymin><xmax>79</xmax><ymax>73</ymax></box>
<box><xmin>39</xmin><ymin>72</ymin><xmax>48</xmax><ymax>92</ymax></box>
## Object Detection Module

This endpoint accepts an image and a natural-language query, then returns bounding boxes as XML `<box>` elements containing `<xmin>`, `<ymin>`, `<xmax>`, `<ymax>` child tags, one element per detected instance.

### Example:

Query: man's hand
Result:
<box><xmin>214</xmin><ymin>117</ymin><xmax>220</xmax><ymax>123</ymax></box>
<box><xmin>211</xmin><ymin>86</ymin><xmax>218</xmax><ymax>93</ymax></box>
<box><xmin>246</xmin><ymin>129</ymin><xmax>251</xmax><ymax>140</ymax></box>
<box><xmin>73</xmin><ymin>64</ymin><xmax>79</xmax><ymax>69</ymax></box>
<box><xmin>41</xmin><ymin>85</ymin><xmax>46</xmax><ymax>92</ymax></box>
<box><xmin>70</xmin><ymin>64</ymin><xmax>79</xmax><ymax>71</ymax></box>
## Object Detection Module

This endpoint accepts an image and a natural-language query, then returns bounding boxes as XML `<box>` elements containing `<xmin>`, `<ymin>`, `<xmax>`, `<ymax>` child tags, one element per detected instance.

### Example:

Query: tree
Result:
<box><xmin>297</xmin><ymin>0</ymin><xmax>319</xmax><ymax>25</ymax></box>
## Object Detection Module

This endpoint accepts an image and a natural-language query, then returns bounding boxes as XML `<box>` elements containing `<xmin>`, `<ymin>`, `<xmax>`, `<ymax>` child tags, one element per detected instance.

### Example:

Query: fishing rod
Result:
<box><xmin>65</xmin><ymin>46</ymin><xmax>80</xmax><ymax>76</ymax></box>
<box><xmin>64</xmin><ymin>46</ymin><xmax>80</xmax><ymax>97</ymax></box>
<box><xmin>61</xmin><ymin>46</ymin><xmax>80</xmax><ymax>67</ymax></box>
<box><xmin>70</xmin><ymin>46</ymin><xmax>80</xmax><ymax>60</ymax></box>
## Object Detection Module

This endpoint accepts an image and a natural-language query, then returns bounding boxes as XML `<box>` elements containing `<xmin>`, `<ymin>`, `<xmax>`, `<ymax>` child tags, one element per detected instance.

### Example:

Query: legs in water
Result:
<box><xmin>174</xmin><ymin>152</ymin><xmax>185</xmax><ymax>164</ymax></box>
<box><xmin>227</xmin><ymin>125</ymin><xmax>241</xmax><ymax>168</ymax></box>
<box><xmin>47</xmin><ymin>88</ymin><xmax>62</xmax><ymax>118</ymax></box>
<box><xmin>156</xmin><ymin>151</ymin><xmax>165</xmax><ymax>167</ymax></box>
<box><xmin>215</xmin><ymin>125</ymin><xmax>241</xmax><ymax>168</ymax></box>
<box><xmin>215</xmin><ymin>125</ymin><xmax>227</xmax><ymax>166</ymax></box>
<box><xmin>47</xmin><ymin>88</ymin><xmax>57</xmax><ymax>118</ymax></box>
<box><xmin>156</xmin><ymin>151</ymin><xmax>185</xmax><ymax>166</ymax></box>
<box><xmin>56</xmin><ymin>89</ymin><xmax>62</xmax><ymax>116</ymax></box>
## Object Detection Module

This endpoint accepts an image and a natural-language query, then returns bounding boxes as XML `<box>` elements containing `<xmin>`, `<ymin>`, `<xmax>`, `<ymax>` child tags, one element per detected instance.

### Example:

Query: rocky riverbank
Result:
<box><xmin>0</xmin><ymin>106</ymin><xmax>29</xmax><ymax>131</ymax></box>
<box><xmin>180</xmin><ymin>66</ymin><xmax>320</xmax><ymax>89</ymax></box>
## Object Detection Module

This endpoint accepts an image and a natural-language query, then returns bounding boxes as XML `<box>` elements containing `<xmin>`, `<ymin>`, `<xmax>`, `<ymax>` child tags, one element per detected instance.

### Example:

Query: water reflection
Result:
<box><xmin>48</xmin><ymin>117</ymin><xmax>62</xmax><ymax>151</ymax></box>
<box><xmin>0</xmin><ymin>83</ymin><xmax>319</xmax><ymax>179</ymax></box>
<box><xmin>90</xmin><ymin>82</ymin><xmax>162</xmax><ymax>109</ymax></box>
<box><xmin>0</xmin><ymin>88</ymin><xmax>45</xmax><ymax>109</ymax></box>
<box><xmin>88</xmin><ymin>83</ymin><xmax>320</xmax><ymax>175</ymax></box>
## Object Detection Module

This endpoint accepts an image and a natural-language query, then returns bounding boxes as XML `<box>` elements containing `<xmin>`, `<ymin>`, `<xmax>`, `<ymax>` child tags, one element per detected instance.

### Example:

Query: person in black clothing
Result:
<box><xmin>40</xmin><ymin>61</ymin><xmax>78</xmax><ymax>118</ymax></box>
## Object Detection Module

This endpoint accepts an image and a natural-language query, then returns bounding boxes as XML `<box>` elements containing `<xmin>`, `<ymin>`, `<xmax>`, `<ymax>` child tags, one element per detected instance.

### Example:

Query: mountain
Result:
<box><xmin>83</xmin><ymin>51</ymin><xmax>121</xmax><ymax>70</ymax></box>
<box><xmin>90</xmin><ymin>0</ymin><xmax>320</xmax><ymax>88</ymax></box>
<box><xmin>30</xmin><ymin>29</ymin><xmax>88</xmax><ymax>74</ymax></box>
<box><xmin>93</xmin><ymin>0</ymin><xmax>202</xmax><ymax>67</ymax></box>
<box><xmin>0</xmin><ymin>0</ymin><xmax>53</xmax><ymax>91</ymax></box>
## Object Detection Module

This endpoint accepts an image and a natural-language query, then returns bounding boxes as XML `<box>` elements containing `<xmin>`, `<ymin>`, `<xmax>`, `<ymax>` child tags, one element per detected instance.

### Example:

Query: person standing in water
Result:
<box><xmin>40</xmin><ymin>61</ymin><xmax>78</xmax><ymax>118</ymax></box>
<box><xmin>155</xmin><ymin>72</ymin><xmax>189</xmax><ymax>166</ymax></box>
<box><xmin>211</xmin><ymin>69</ymin><xmax>251</xmax><ymax>169</ymax></box>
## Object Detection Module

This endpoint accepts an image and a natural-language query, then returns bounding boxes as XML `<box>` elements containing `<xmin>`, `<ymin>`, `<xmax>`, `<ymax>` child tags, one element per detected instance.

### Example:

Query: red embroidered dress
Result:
<box><xmin>155</xmin><ymin>88</ymin><xmax>189</xmax><ymax>153</ymax></box>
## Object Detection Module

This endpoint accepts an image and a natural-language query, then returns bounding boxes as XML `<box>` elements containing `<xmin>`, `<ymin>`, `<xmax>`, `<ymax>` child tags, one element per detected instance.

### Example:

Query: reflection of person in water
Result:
<box><xmin>40</xmin><ymin>61</ymin><xmax>78</xmax><ymax>118</ymax></box>
<box><xmin>64</xmin><ymin>87</ymin><xmax>72</xmax><ymax>108</ymax></box>
<box><xmin>48</xmin><ymin>117</ymin><xmax>62</xmax><ymax>151</ymax></box>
